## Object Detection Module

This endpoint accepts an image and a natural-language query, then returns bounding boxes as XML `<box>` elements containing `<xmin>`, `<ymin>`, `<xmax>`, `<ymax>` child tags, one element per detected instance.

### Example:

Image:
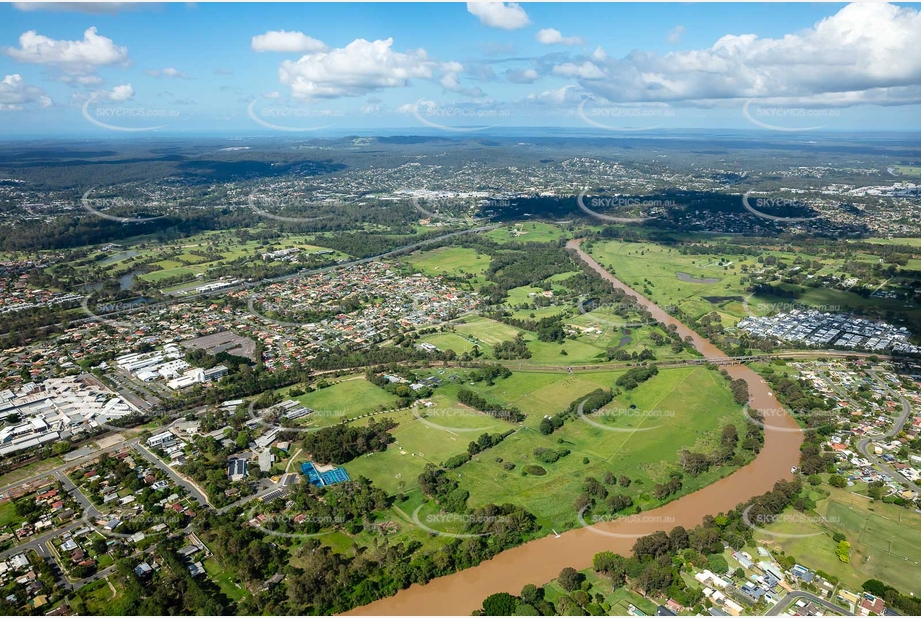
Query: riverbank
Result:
<box><xmin>344</xmin><ymin>239</ymin><xmax>803</xmax><ymax>616</ymax></box>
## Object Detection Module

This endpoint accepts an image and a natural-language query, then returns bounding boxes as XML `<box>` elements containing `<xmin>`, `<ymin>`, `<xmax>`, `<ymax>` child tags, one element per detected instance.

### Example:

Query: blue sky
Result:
<box><xmin>1</xmin><ymin>2</ymin><xmax>920</xmax><ymax>136</ymax></box>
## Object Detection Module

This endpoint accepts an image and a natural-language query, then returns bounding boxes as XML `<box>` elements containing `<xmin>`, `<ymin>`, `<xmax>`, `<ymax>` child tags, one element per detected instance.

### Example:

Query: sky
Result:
<box><xmin>1</xmin><ymin>1</ymin><xmax>921</xmax><ymax>137</ymax></box>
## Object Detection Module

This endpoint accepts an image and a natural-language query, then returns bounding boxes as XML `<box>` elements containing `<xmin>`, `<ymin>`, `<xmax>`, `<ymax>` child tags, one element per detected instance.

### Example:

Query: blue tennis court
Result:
<box><xmin>301</xmin><ymin>462</ymin><xmax>351</xmax><ymax>487</ymax></box>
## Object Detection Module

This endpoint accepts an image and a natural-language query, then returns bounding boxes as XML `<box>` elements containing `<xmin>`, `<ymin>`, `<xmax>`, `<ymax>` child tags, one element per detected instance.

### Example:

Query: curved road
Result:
<box><xmin>765</xmin><ymin>590</ymin><xmax>851</xmax><ymax>616</ymax></box>
<box><xmin>856</xmin><ymin>368</ymin><xmax>919</xmax><ymax>491</ymax></box>
<box><xmin>345</xmin><ymin>239</ymin><xmax>804</xmax><ymax>616</ymax></box>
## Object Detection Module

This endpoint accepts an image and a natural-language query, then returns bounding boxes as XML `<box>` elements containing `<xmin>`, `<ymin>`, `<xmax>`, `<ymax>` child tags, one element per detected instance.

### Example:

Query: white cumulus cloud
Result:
<box><xmin>3</xmin><ymin>27</ymin><xmax>129</xmax><ymax>79</ymax></box>
<box><xmin>553</xmin><ymin>62</ymin><xmax>604</xmax><ymax>80</ymax></box>
<box><xmin>251</xmin><ymin>30</ymin><xmax>327</xmax><ymax>53</ymax></box>
<box><xmin>466</xmin><ymin>2</ymin><xmax>530</xmax><ymax>30</ymax></box>
<box><xmin>105</xmin><ymin>83</ymin><xmax>135</xmax><ymax>101</ymax></box>
<box><xmin>0</xmin><ymin>74</ymin><xmax>52</xmax><ymax>111</ymax></box>
<box><xmin>536</xmin><ymin>28</ymin><xmax>583</xmax><ymax>46</ymax></box>
<box><xmin>555</xmin><ymin>2</ymin><xmax>921</xmax><ymax>107</ymax></box>
<box><xmin>278</xmin><ymin>38</ymin><xmax>434</xmax><ymax>98</ymax></box>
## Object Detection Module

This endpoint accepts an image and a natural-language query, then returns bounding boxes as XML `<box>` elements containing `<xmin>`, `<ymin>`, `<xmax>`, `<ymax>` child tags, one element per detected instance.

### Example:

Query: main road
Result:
<box><xmin>345</xmin><ymin>239</ymin><xmax>804</xmax><ymax>616</ymax></box>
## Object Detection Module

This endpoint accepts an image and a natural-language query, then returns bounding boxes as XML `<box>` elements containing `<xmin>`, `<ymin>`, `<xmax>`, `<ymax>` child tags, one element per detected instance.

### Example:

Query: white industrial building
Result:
<box><xmin>0</xmin><ymin>376</ymin><xmax>140</xmax><ymax>457</ymax></box>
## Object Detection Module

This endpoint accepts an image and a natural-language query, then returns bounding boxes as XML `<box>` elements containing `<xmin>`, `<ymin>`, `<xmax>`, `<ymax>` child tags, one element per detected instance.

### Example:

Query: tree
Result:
<box><xmin>835</xmin><ymin>540</ymin><xmax>851</xmax><ymax>563</ymax></box>
<box><xmin>828</xmin><ymin>474</ymin><xmax>847</xmax><ymax>488</ymax></box>
<box><xmin>633</xmin><ymin>531</ymin><xmax>671</xmax><ymax>560</ymax></box>
<box><xmin>593</xmin><ymin>552</ymin><xmax>626</xmax><ymax>586</ymax></box>
<box><xmin>520</xmin><ymin>584</ymin><xmax>544</xmax><ymax>607</ymax></box>
<box><xmin>557</xmin><ymin>567</ymin><xmax>584</xmax><ymax>592</ymax></box>
<box><xmin>482</xmin><ymin>592</ymin><xmax>518</xmax><ymax>616</ymax></box>
<box><xmin>669</xmin><ymin>526</ymin><xmax>689</xmax><ymax>552</ymax></box>
<box><xmin>707</xmin><ymin>553</ymin><xmax>729</xmax><ymax>574</ymax></box>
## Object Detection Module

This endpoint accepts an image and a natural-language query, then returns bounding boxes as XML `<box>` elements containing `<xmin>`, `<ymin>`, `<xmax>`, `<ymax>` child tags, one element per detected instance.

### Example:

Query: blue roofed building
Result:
<box><xmin>301</xmin><ymin>461</ymin><xmax>350</xmax><ymax>487</ymax></box>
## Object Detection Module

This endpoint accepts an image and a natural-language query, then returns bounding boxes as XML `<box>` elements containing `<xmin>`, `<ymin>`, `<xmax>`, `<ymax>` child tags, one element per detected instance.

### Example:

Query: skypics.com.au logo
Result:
<box><xmin>247</xmin><ymin>509</ymin><xmax>346</xmax><ymax>540</ymax></box>
<box><xmin>411</xmin><ymin>506</ymin><xmax>512</xmax><ymax>539</ymax></box>
<box><xmin>740</xmin><ymin>295</ymin><xmax>843</xmax><ymax>320</ymax></box>
<box><xmin>79</xmin><ymin>296</ymin><xmax>155</xmax><ymax>331</ymax></box>
<box><xmin>246</xmin><ymin>96</ymin><xmax>343</xmax><ymax>132</ymax></box>
<box><xmin>576</xmin><ymin>505</ymin><xmax>676</xmax><ymax>539</ymax></box>
<box><xmin>402</xmin><ymin>190</ymin><xmax>498</xmax><ymax>223</ymax></box>
<box><xmin>743</xmin><ymin>406</ymin><xmax>839</xmax><ymax>434</ymax></box>
<box><xmin>411</xmin><ymin>402</ymin><xmax>496</xmax><ymax>434</ymax></box>
<box><xmin>81</xmin><ymin>188</ymin><xmax>168</xmax><ymax>224</ymax></box>
<box><xmin>247</xmin><ymin>193</ymin><xmax>335</xmax><ymax>224</ymax></box>
<box><xmin>410</xmin><ymin>99</ymin><xmax>510</xmax><ymax>133</ymax></box>
<box><xmin>578</xmin><ymin>96</ymin><xmax>676</xmax><ymax>132</ymax></box>
<box><xmin>742</xmin><ymin>99</ymin><xmax>841</xmax><ymax>132</ymax></box>
<box><xmin>742</xmin><ymin>505</ymin><xmax>840</xmax><ymax>539</ymax></box>
<box><xmin>82</xmin><ymin>94</ymin><xmax>178</xmax><ymax>133</ymax></box>
<box><xmin>577</xmin><ymin>298</ymin><xmax>676</xmax><ymax>329</ymax></box>
<box><xmin>577</xmin><ymin>399</ymin><xmax>675</xmax><ymax>433</ymax></box>
<box><xmin>577</xmin><ymin>189</ymin><xmax>669</xmax><ymax>223</ymax></box>
<box><xmin>741</xmin><ymin>191</ymin><xmax>821</xmax><ymax>223</ymax></box>
<box><xmin>246</xmin><ymin>399</ymin><xmax>349</xmax><ymax>434</ymax></box>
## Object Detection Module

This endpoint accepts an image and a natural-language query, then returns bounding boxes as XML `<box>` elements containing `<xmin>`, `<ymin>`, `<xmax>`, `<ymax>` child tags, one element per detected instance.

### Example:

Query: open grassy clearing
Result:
<box><xmin>440</xmin><ymin>314</ymin><xmax>695</xmax><ymax>366</ymax></box>
<box><xmin>343</xmin><ymin>406</ymin><xmax>512</xmax><ymax>496</ymax></box>
<box><xmin>485</xmin><ymin>222</ymin><xmax>571</xmax><ymax>244</ymax></box>
<box><xmin>587</xmin><ymin>238</ymin><xmax>920</xmax><ymax>326</ymax></box>
<box><xmin>861</xmin><ymin>237</ymin><xmax>921</xmax><ymax>248</ymax></box>
<box><xmin>204</xmin><ymin>557</ymin><xmax>249</xmax><ymax>603</ymax></box>
<box><xmin>541</xmin><ymin>569</ymin><xmax>657</xmax><ymax>616</ymax></box>
<box><xmin>754</xmin><ymin>485</ymin><xmax>921</xmax><ymax>595</ymax></box>
<box><xmin>275</xmin><ymin>376</ymin><xmax>400</xmax><ymax>429</ymax></box>
<box><xmin>0</xmin><ymin>500</ymin><xmax>24</xmax><ymax>528</ymax></box>
<box><xmin>415</xmin><ymin>365</ymin><xmax>747</xmax><ymax>528</ymax></box>
<box><xmin>70</xmin><ymin>578</ymin><xmax>121</xmax><ymax>615</ymax></box>
<box><xmin>407</xmin><ymin>246</ymin><xmax>490</xmax><ymax>278</ymax></box>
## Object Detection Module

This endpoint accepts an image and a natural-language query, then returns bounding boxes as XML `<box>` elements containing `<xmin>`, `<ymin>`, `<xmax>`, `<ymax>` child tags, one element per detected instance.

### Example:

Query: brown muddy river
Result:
<box><xmin>346</xmin><ymin>239</ymin><xmax>802</xmax><ymax>616</ymax></box>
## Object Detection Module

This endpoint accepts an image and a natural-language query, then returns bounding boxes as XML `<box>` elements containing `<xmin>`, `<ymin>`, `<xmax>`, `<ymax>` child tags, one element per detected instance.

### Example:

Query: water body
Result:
<box><xmin>676</xmin><ymin>271</ymin><xmax>720</xmax><ymax>284</ymax></box>
<box><xmin>346</xmin><ymin>239</ymin><xmax>802</xmax><ymax>616</ymax></box>
<box><xmin>99</xmin><ymin>250</ymin><xmax>139</xmax><ymax>266</ymax></box>
<box><xmin>81</xmin><ymin>270</ymin><xmax>141</xmax><ymax>292</ymax></box>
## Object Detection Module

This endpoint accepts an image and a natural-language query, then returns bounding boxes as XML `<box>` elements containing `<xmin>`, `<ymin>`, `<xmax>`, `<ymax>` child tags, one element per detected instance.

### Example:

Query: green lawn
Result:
<box><xmin>485</xmin><ymin>223</ymin><xmax>570</xmax><ymax>244</ymax></box>
<box><xmin>428</xmin><ymin>365</ymin><xmax>748</xmax><ymax>529</ymax></box>
<box><xmin>754</xmin><ymin>487</ymin><xmax>921</xmax><ymax>595</ymax></box>
<box><xmin>71</xmin><ymin>578</ymin><xmax>121</xmax><ymax>615</ymax></box>
<box><xmin>447</xmin><ymin>314</ymin><xmax>693</xmax><ymax>366</ymax></box>
<box><xmin>284</xmin><ymin>376</ymin><xmax>401</xmax><ymax>427</ymax></box>
<box><xmin>408</xmin><ymin>246</ymin><xmax>491</xmax><ymax>277</ymax></box>
<box><xmin>540</xmin><ymin>567</ymin><xmax>657</xmax><ymax>615</ymax></box>
<box><xmin>204</xmin><ymin>557</ymin><xmax>249</xmax><ymax>603</ymax></box>
<box><xmin>586</xmin><ymin>238</ymin><xmax>921</xmax><ymax>327</ymax></box>
<box><xmin>0</xmin><ymin>501</ymin><xmax>24</xmax><ymax>528</ymax></box>
<box><xmin>344</xmin><ymin>406</ymin><xmax>512</xmax><ymax>495</ymax></box>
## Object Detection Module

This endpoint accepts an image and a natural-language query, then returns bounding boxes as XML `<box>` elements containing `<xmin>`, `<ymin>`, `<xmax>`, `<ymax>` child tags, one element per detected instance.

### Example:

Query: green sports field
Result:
<box><xmin>277</xmin><ymin>376</ymin><xmax>401</xmax><ymax>429</ymax></box>
<box><xmin>754</xmin><ymin>487</ymin><xmax>921</xmax><ymax>595</ymax></box>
